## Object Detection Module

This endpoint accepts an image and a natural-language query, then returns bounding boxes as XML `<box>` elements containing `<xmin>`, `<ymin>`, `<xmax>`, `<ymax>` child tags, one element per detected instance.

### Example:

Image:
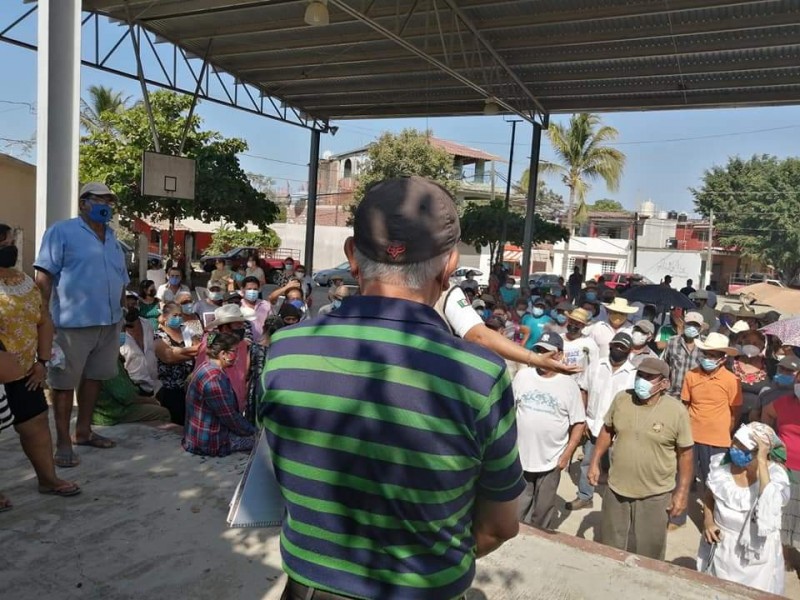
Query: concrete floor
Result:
<box><xmin>0</xmin><ymin>423</ymin><xmax>795</xmax><ymax>599</ymax></box>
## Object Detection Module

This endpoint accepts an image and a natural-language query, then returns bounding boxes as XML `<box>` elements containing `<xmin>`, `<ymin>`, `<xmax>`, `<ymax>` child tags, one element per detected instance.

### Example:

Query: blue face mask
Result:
<box><xmin>166</xmin><ymin>315</ymin><xmax>183</xmax><ymax>329</ymax></box>
<box><xmin>729</xmin><ymin>446</ymin><xmax>753</xmax><ymax>467</ymax></box>
<box><xmin>585</xmin><ymin>292</ymin><xmax>597</xmax><ymax>302</ymax></box>
<box><xmin>244</xmin><ymin>290</ymin><xmax>259</xmax><ymax>302</ymax></box>
<box><xmin>532</xmin><ymin>307</ymin><xmax>545</xmax><ymax>318</ymax></box>
<box><xmin>234</xmin><ymin>273</ymin><xmax>245</xmax><ymax>282</ymax></box>
<box><xmin>700</xmin><ymin>357</ymin><xmax>721</xmax><ymax>372</ymax></box>
<box><xmin>684</xmin><ymin>326</ymin><xmax>700</xmax><ymax>339</ymax></box>
<box><xmin>86</xmin><ymin>200</ymin><xmax>113</xmax><ymax>224</ymax></box>
<box><xmin>119</xmin><ymin>333</ymin><xmax>127</xmax><ymax>347</ymax></box>
<box><xmin>208</xmin><ymin>291</ymin><xmax>224</xmax><ymax>302</ymax></box>
<box><xmin>168</xmin><ymin>276</ymin><xmax>181</xmax><ymax>286</ymax></box>
<box><xmin>774</xmin><ymin>373</ymin><xmax>794</xmax><ymax>387</ymax></box>
<box><xmin>554</xmin><ymin>313</ymin><xmax>567</xmax><ymax>325</ymax></box>
<box><xmin>633</xmin><ymin>376</ymin><xmax>656</xmax><ymax>400</ymax></box>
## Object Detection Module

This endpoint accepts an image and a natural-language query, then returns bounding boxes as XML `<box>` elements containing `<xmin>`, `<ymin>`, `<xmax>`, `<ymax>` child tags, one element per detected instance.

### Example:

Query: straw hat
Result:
<box><xmin>603</xmin><ymin>297</ymin><xmax>639</xmax><ymax>314</ymax></box>
<box><xmin>695</xmin><ymin>332</ymin><xmax>738</xmax><ymax>356</ymax></box>
<box><xmin>567</xmin><ymin>308</ymin><xmax>591</xmax><ymax>325</ymax></box>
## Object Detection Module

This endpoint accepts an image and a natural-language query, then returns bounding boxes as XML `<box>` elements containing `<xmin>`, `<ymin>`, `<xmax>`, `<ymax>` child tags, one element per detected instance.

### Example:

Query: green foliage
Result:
<box><xmin>514</xmin><ymin>173</ymin><xmax>565</xmax><ymax>220</ymax></box>
<box><xmin>79</xmin><ymin>90</ymin><xmax>278</xmax><ymax>256</ymax></box>
<box><xmin>460</xmin><ymin>199</ymin><xmax>569</xmax><ymax>265</ymax></box>
<box><xmin>692</xmin><ymin>155</ymin><xmax>800</xmax><ymax>281</ymax></box>
<box><xmin>350</xmin><ymin>129</ymin><xmax>458</xmax><ymax>217</ymax></box>
<box><xmin>590</xmin><ymin>198</ymin><xmax>625</xmax><ymax>212</ymax></box>
<box><xmin>80</xmin><ymin>85</ymin><xmax>131</xmax><ymax>132</ymax></box>
<box><xmin>204</xmin><ymin>225</ymin><xmax>281</xmax><ymax>256</ymax></box>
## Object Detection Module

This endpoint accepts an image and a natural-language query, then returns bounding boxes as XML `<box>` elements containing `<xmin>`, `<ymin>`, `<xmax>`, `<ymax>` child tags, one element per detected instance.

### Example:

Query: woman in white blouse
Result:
<box><xmin>697</xmin><ymin>422</ymin><xmax>790</xmax><ymax>595</ymax></box>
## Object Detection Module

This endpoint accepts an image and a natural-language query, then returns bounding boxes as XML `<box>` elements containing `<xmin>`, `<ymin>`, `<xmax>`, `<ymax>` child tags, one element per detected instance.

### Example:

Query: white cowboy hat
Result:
<box><xmin>239</xmin><ymin>306</ymin><xmax>258</xmax><ymax>322</ymax></box>
<box><xmin>728</xmin><ymin>320</ymin><xmax>750</xmax><ymax>334</ymax></box>
<box><xmin>207</xmin><ymin>304</ymin><xmax>247</xmax><ymax>328</ymax></box>
<box><xmin>695</xmin><ymin>332</ymin><xmax>738</xmax><ymax>356</ymax></box>
<box><xmin>602</xmin><ymin>297</ymin><xmax>639</xmax><ymax>314</ymax></box>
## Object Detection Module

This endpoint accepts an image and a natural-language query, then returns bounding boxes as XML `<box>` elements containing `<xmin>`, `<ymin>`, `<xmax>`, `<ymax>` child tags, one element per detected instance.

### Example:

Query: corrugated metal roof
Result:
<box><xmin>82</xmin><ymin>0</ymin><xmax>800</xmax><ymax>122</ymax></box>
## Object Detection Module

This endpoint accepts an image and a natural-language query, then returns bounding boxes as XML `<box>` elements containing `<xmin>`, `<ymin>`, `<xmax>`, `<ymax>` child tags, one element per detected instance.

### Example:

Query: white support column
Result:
<box><xmin>36</xmin><ymin>0</ymin><xmax>81</xmax><ymax>251</ymax></box>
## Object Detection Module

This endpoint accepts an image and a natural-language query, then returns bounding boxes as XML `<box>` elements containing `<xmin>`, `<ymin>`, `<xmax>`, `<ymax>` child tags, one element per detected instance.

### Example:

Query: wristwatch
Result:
<box><xmin>37</xmin><ymin>357</ymin><xmax>51</xmax><ymax>368</ymax></box>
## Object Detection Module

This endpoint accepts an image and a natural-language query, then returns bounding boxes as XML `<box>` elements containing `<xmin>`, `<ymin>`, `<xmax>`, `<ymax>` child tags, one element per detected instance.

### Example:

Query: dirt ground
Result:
<box><xmin>0</xmin><ymin>422</ymin><xmax>794</xmax><ymax>599</ymax></box>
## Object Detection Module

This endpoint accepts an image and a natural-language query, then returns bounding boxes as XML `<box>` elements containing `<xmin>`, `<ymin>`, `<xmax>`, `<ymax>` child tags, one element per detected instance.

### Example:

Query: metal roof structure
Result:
<box><xmin>80</xmin><ymin>0</ymin><xmax>800</xmax><ymax>127</ymax></box>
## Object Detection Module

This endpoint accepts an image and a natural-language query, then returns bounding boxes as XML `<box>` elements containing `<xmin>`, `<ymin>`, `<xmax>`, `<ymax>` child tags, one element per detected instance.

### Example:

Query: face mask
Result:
<box><xmin>553</xmin><ymin>289</ymin><xmax>562</xmax><ymax>297</ymax></box>
<box><xmin>567</xmin><ymin>324</ymin><xmax>583</xmax><ymax>336</ymax></box>
<box><xmin>740</xmin><ymin>345</ymin><xmax>761</xmax><ymax>358</ymax></box>
<box><xmin>632</xmin><ymin>331</ymin><xmax>649</xmax><ymax>347</ymax></box>
<box><xmin>208</xmin><ymin>291</ymin><xmax>224</xmax><ymax>302</ymax></box>
<box><xmin>166</xmin><ymin>315</ymin><xmax>183</xmax><ymax>329</ymax></box>
<box><xmin>505</xmin><ymin>283</ymin><xmax>513</xmax><ymax>289</ymax></box>
<box><xmin>247</xmin><ymin>262</ymin><xmax>255</xmax><ymax>268</ymax></box>
<box><xmin>554</xmin><ymin>314</ymin><xmax>568</xmax><ymax>325</ymax></box>
<box><xmin>332</xmin><ymin>299</ymin><xmax>342</xmax><ymax>309</ymax></box>
<box><xmin>244</xmin><ymin>290</ymin><xmax>259</xmax><ymax>302</ymax></box>
<box><xmin>532</xmin><ymin>307</ymin><xmax>544</xmax><ymax>318</ymax></box>
<box><xmin>516</xmin><ymin>309</ymin><xmax>526</xmax><ymax>317</ymax></box>
<box><xmin>0</xmin><ymin>245</ymin><xmax>18</xmax><ymax>268</ymax></box>
<box><xmin>125</xmin><ymin>307</ymin><xmax>140</xmax><ymax>323</ymax></box>
<box><xmin>181</xmin><ymin>303</ymin><xmax>194</xmax><ymax>315</ymax></box>
<box><xmin>119</xmin><ymin>333</ymin><xmax>127</xmax><ymax>347</ymax></box>
<box><xmin>700</xmin><ymin>357</ymin><xmax>721</xmax><ymax>372</ymax></box>
<box><xmin>634</xmin><ymin>376</ymin><xmax>657</xmax><ymax>400</ymax></box>
<box><xmin>284</xmin><ymin>264</ymin><xmax>294</xmax><ymax>272</ymax></box>
<box><xmin>684</xmin><ymin>326</ymin><xmax>700</xmax><ymax>339</ymax></box>
<box><xmin>234</xmin><ymin>273</ymin><xmax>245</xmax><ymax>282</ymax></box>
<box><xmin>86</xmin><ymin>200</ymin><xmax>113</xmax><ymax>224</ymax></box>
<box><xmin>774</xmin><ymin>373</ymin><xmax>794</xmax><ymax>387</ymax></box>
<box><xmin>729</xmin><ymin>446</ymin><xmax>753</xmax><ymax>468</ymax></box>
<box><xmin>585</xmin><ymin>292</ymin><xmax>597</xmax><ymax>302</ymax></box>
<box><xmin>296</xmin><ymin>272</ymin><xmax>305</xmax><ymax>278</ymax></box>
<box><xmin>609</xmin><ymin>347</ymin><xmax>630</xmax><ymax>364</ymax></box>
<box><xmin>168</xmin><ymin>276</ymin><xmax>181</xmax><ymax>286</ymax></box>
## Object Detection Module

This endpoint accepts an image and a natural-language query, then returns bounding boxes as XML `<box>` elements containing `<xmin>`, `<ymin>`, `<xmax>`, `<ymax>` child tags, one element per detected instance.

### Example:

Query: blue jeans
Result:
<box><xmin>578</xmin><ymin>436</ymin><xmax>609</xmax><ymax>501</ymax></box>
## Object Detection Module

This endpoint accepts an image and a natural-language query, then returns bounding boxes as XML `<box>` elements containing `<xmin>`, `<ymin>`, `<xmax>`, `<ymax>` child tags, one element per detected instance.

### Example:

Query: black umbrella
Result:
<box><xmin>621</xmin><ymin>284</ymin><xmax>695</xmax><ymax>310</ymax></box>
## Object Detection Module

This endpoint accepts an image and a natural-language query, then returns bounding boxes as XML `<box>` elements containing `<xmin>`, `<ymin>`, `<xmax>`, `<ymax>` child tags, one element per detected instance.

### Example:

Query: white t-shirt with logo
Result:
<box><xmin>560</xmin><ymin>334</ymin><xmax>600</xmax><ymax>391</ymax></box>
<box><xmin>513</xmin><ymin>368</ymin><xmax>585</xmax><ymax>472</ymax></box>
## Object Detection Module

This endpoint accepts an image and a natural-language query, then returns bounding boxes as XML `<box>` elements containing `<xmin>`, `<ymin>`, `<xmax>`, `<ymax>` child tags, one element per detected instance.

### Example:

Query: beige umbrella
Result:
<box><xmin>737</xmin><ymin>282</ymin><xmax>800</xmax><ymax>315</ymax></box>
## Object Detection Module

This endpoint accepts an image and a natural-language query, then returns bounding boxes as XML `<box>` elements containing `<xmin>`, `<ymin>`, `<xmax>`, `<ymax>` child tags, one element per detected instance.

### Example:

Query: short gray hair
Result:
<box><xmin>353</xmin><ymin>247</ymin><xmax>450</xmax><ymax>290</ymax></box>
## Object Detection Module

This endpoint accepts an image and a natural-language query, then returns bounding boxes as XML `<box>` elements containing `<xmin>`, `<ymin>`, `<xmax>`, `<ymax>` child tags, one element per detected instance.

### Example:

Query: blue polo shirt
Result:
<box><xmin>34</xmin><ymin>217</ymin><xmax>129</xmax><ymax>328</ymax></box>
<box><xmin>260</xmin><ymin>295</ymin><xmax>524</xmax><ymax>600</ymax></box>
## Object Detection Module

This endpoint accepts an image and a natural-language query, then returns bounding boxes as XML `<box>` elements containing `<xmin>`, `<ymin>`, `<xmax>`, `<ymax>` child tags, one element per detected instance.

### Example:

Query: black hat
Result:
<box><xmin>778</xmin><ymin>355</ymin><xmax>800</xmax><ymax>372</ymax></box>
<box><xmin>610</xmin><ymin>332</ymin><xmax>634</xmax><ymax>349</ymax></box>
<box><xmin>534</xmin><ymin>331</ymin><xmax>564</xmax><ymax>352</ymax></box>
<box><xmin>353</xmin><ymin>176</ymin><xmax>460</xmax><ymax>264</ymax></box>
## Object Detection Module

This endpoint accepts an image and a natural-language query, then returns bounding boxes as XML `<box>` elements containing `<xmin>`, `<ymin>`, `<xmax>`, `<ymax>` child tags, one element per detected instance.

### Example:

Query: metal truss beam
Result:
<box><xmin>0</xmin><ymin>5</ymin><xmax>329</xmax><ymax>132</ymax></box>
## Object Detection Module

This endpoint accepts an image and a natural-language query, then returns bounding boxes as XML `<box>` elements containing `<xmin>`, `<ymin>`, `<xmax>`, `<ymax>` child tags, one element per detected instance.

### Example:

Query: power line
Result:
<box><xmin>242</xmin><ymin>152</ymin><xmax>308</xmax><ymax>168</ymax></box>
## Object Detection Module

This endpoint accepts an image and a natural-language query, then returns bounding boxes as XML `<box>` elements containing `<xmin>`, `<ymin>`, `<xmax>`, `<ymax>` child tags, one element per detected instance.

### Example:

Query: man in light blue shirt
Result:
<box><xmin>34</xmin><ymin>182</ymin><xmax>129</xmax><ymax>468</ymax></box>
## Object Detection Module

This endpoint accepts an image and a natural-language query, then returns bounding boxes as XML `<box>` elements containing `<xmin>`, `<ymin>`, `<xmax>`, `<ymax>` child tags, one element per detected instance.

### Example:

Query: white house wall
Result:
<box><xmin>636</xmin><ymin>250</ymin><xmax>703</xmax><ymax>287</ymax></box>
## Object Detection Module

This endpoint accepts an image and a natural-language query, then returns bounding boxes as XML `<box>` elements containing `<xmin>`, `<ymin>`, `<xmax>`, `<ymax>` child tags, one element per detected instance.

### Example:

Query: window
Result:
<box><xmin>567</xmin><ymin>257</ymin><xmax>577</xmax><ymax>271</ymax></box>
<box><xmin>696</xmin><ymin>230</ymin><xmax>709</xmax><ymax>242</ymax></box>
<box><xmin>150</xmin><ymin>230</ymin><xmax>160</xmax><ymax>244</ymax></box>
<box><xmin>601</xmin><ymin>260</ymin><xmax>617</xmax><ymax>274</ymax></box>
<box><xmin>343</xmin><ymin>158</ymin><xmax>353</xmax><ymax>179</ymax></box>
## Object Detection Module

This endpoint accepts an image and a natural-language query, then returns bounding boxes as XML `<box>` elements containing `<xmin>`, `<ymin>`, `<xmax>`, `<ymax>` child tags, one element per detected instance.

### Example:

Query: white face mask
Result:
<box><xmin>631</xmin><ymin>331</ymin><xmax>649</xmax><ymax>347</ymax></box>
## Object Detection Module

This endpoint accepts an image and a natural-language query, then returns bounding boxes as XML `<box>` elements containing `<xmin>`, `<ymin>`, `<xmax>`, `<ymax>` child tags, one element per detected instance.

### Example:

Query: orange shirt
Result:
<box><xmin>681</xmin><ymin>367</ymin><xmax>742</xmax><ymax>447</ymax></box>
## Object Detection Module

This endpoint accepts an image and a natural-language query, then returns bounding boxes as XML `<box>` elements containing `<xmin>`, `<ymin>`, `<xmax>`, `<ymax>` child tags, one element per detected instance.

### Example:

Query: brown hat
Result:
<box><xmin>638</xmin><ymin>357</ymin><xmax>670</xmax><ymax>378</ymax></box>
<box><xmin>353</xmin><ymin>176</ymin><xmax>460</xmax><ymax>264</ymax></box>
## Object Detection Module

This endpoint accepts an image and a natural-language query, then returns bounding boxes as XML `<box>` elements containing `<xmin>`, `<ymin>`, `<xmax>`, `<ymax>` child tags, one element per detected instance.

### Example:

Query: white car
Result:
<box><xmin>450</xmin><ymin>267</ymin><xmax>489</xmax><ymax>288</ymax></box>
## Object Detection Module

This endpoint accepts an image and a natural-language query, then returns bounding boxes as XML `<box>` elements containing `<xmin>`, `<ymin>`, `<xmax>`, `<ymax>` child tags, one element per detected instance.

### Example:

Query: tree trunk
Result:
<box><xmin>489</xmin><ymin>242</ymin><xmax>497</xmax><ymax>268</ymax></box>
<box><xmin>561</xmin><ymin>186</ymin><xmax>577</xmax><ymax>279</ymax></box>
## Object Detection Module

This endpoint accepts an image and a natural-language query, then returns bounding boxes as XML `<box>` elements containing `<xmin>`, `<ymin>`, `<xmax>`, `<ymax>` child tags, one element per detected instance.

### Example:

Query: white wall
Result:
<box><xmin>271</xmin><ymin>224</ymin><xmax>353</xmax><ymax>271</ymax></box>
<box><xmin>552</xmin><ymin>252</ymin><xmax>629</xmax><ymax>278</ymax></box>
<box><xmin>636</xmin><ymin>249</ymin><xmax>702</xmax><ymax>286</ymax></box>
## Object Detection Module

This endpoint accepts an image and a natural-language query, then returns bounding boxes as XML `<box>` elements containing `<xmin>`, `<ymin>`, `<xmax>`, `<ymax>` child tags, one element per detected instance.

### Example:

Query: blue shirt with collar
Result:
<box><xmin>35</xmin><ymin>217</ymin><xmax>129</xmax><ymax>328</ymax></box>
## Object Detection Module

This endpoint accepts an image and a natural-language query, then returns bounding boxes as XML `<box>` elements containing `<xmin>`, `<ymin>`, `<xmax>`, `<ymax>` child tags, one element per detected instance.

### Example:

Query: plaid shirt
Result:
<box><xmin>663</xmin><ymin>335</ymin><xmax>699</xmax><ymax>396</ymax></box>
<box><xmin>182</xmin><ymin>362</ymin><xmax>256</xmax><ymax>457</ymax></box>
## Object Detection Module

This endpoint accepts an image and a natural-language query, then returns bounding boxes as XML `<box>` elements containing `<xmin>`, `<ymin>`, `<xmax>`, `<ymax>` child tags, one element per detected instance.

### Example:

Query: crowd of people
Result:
<box><xmin>2</xmin><ymin>177</ymin><xmax>800</xmax><ymax>597</ymax></box>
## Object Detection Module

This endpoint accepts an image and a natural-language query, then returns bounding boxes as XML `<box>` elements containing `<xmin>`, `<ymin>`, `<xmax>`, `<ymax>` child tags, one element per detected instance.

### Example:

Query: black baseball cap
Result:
<box><xmin>534</xmin><ymin>331</ymin><xmax>564</xmax><ymax>352</ymax></box>
<box><xmin>353</xmin><ymin>176</ymin><xmax>460</xmax><ymax>264</ymax></box>
<box><xmin>610</xmin><ymin>332</ymin><xmax>633</xmax><ymax>349</ymax></box>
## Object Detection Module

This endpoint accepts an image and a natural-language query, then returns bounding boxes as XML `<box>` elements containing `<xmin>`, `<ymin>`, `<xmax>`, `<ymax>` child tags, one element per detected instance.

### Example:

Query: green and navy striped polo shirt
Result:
<box><xmin>260</xmin><ymin>296</ymin><xmax>524</xmax><ymax>600</ymax></box>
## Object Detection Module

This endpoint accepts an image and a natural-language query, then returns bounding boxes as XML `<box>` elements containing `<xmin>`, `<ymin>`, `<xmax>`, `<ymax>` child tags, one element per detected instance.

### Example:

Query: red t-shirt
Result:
<box><xmin>773</xmin><ymin>394</ymin><xmax>800</xmax><ymax>471</ymax></box>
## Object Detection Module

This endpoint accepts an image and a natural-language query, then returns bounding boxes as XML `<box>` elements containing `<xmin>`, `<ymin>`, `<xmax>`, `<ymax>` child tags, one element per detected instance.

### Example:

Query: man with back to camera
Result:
<box><xmin>34</xmin><ymin>182</ymin><xmax>128</xmax><ymax>467</ymax></box>
<box><xmin>261</xmin><ymin>176</ymin><xmax>525</xmax><ymax>599</ymax></box>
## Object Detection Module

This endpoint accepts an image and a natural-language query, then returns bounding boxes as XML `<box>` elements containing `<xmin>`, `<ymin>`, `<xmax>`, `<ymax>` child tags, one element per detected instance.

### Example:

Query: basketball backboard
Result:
<box><xmin>142</xmin><ymin>151</ymin><xmax>196</xmax><ymax>200</ymax></box>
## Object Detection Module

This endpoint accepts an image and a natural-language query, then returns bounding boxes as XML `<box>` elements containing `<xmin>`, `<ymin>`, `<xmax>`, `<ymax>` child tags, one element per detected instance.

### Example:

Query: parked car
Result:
<box><xmin>602</xmin><ymin>272</ymin><xmax>655</xmax><ymax>290</ymax></box>
<box><xmin>449</xmin><ymin>267</ymin><xmax>489</xmax><ymax>287</ymax></box>
<box><xmin>314</xmin><ymin>261</ymin><xmax>358</xmax><ymax>286</ymax></box>
<box><xmin>528</xmin><ymin>272</ymin><xmax>561</xmax><ymax>290</ymax></box>
<box><xmin>200</xmin><ymin>246</ymin><xmax>299</xmax><ymax>283</ymax></box>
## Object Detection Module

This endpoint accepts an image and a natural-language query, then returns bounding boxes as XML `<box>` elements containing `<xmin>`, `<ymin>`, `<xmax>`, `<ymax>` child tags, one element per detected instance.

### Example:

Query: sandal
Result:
<box><xmin>73</xmin><ymin>432</ymin><xmax>116</xmax><ymax>449</ymax></box>
<box><xmin>38</xmin><ymin>482</ymin><xmax>81</xmax><ymax>497</ymax></box>
<box><xmin>53</xmin><ymin>450</ymin><xmax>81</xmax><ymax>468</ymax></box>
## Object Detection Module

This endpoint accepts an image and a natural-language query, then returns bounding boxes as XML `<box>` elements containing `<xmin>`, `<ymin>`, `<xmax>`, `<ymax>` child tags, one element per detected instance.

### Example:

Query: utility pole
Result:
<box><xmin>498</xmin><ymin>119</ymin><xmax>521</xmax><ymax>266</ymax></box>
<box><xmin>632</xmin><ymin>212</ymin><xmax>639</xmax><ymax>270</ymax></box>
<box><xmin>705</xmin><ymin>209</ymin><xmax>714</xmax><ymax>289</ymax></box>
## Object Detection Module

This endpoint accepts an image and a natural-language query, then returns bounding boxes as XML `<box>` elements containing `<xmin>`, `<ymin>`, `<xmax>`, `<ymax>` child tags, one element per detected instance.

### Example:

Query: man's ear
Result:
<box><xmin>437</xmin><ymin>249</ymin><xmax>460</xmax><ymax>292</ymax></box>
<box><xmin>344</xmin><ymin>238</ymin><xmax>360</xmax><ymax>281</ymax></box>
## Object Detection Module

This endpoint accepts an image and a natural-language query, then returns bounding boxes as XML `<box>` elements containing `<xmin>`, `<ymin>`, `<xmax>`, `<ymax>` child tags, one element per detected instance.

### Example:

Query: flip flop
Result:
<box><xmin>74</xmin><ymin>433</ymin><xmax>116</xmax><ymax>449</ymax></box>
<box><xmin>38</xmin><ymin>483</ymin><xmax>81</xmax><ymax>497</ymax></box>
<box><xmin>54</xmin><ymin>450</ymin><xmax>81</xmax><ymax>468</ymax></box>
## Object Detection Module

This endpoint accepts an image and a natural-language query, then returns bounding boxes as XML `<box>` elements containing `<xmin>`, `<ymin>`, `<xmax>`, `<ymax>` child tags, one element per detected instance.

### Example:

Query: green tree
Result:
<box><xmin>514</xmin><ymin>172</ymin><xmax>565</xmax><ymax>220</ymax></box>
<box><xmin>204</xmin><ymin>225</ymin><xmax>281</xmax><ymax>256</ymax></box>
<box><xmin>589</xmin><ymin>198</ymin><xmax>625</xmax><ymax>212</ymax></box>
<box><xmin>460</xmin><ymin>199</ymin><xmax>569</xmax><ymax>266</ymax></box>
<box><xmin>80</xmin><ymin>90</ymin><xmax>278</xmax><ymax>258</ymax></box>
<box><xmin>541</xmin><ymin>113</ymin><xmax>626</xmax><ymax>277</ymax></box>
<box><xmin>80</xmin><ymin>85</ymin><xmax>131</xmax><ymax>132</ymax></box>
<box><xmin>349</xmin><ymin>129</ymin><xmax>457</xmax><ymax>219</ymax></box>
<box><xmin>692</xmin><ymin>155</ymin><xmax>800</xmax><ymax>282</ymax></box>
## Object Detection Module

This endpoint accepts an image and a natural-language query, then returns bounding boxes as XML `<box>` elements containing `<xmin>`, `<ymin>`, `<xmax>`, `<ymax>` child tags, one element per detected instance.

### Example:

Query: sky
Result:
<box><xmin>3</xmin><ymin>3</ymin><xmax>800</xmax><ymax>216</ymax></box>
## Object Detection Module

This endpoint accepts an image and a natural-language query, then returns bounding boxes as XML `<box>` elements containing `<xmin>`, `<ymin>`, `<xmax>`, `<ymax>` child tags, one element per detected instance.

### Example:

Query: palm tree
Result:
<box><xmin>541</xmin><ymin>113</ymin><xmax>626</xmax><ymax>278</ymax></box>
<box><xmin>80</xmin><ymin>85</ymin><xmax>131</xmax><ymax>132</ymax></box>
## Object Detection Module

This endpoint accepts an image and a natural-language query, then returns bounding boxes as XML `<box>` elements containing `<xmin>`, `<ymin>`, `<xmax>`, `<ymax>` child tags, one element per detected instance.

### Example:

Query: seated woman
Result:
<box><xmin>697</xmin><ymin>422</ymin><xmax>790</xmax><ymax>595</ymax></box>
<box><xmin>120</xmin><ymin>295</ymin><xmax>161</xmax><ymax>397</ymax></box>
<box><xmin>154</xmin><ymin>302</ymin><xmax>198</xmax><ymax>425</ymax></box>
<box><xmin>182</xmin><ymin>332</ymin><xmax>256</xmax><ymax>457</ymax></box>
<box><xmin>174</xmin><ymin>290</ymin><xmax>204</xmax><ymax>339</ymax></box>
<box><xmin>95</xmin><ymin>355</ymin><xmax>172</xmax><ymax>427</ymax></box>
<box><xmin>137</xmin><ymin>279</ymin><xmax>161</xmax><ymax>329</ymax></box>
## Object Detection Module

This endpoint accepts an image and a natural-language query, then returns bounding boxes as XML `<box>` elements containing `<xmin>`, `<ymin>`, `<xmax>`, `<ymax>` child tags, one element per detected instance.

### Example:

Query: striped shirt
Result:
<box><xmin>260</xmin><ymin>296</ymin><xmax>524</xmax><ymax>600</ymax></box>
